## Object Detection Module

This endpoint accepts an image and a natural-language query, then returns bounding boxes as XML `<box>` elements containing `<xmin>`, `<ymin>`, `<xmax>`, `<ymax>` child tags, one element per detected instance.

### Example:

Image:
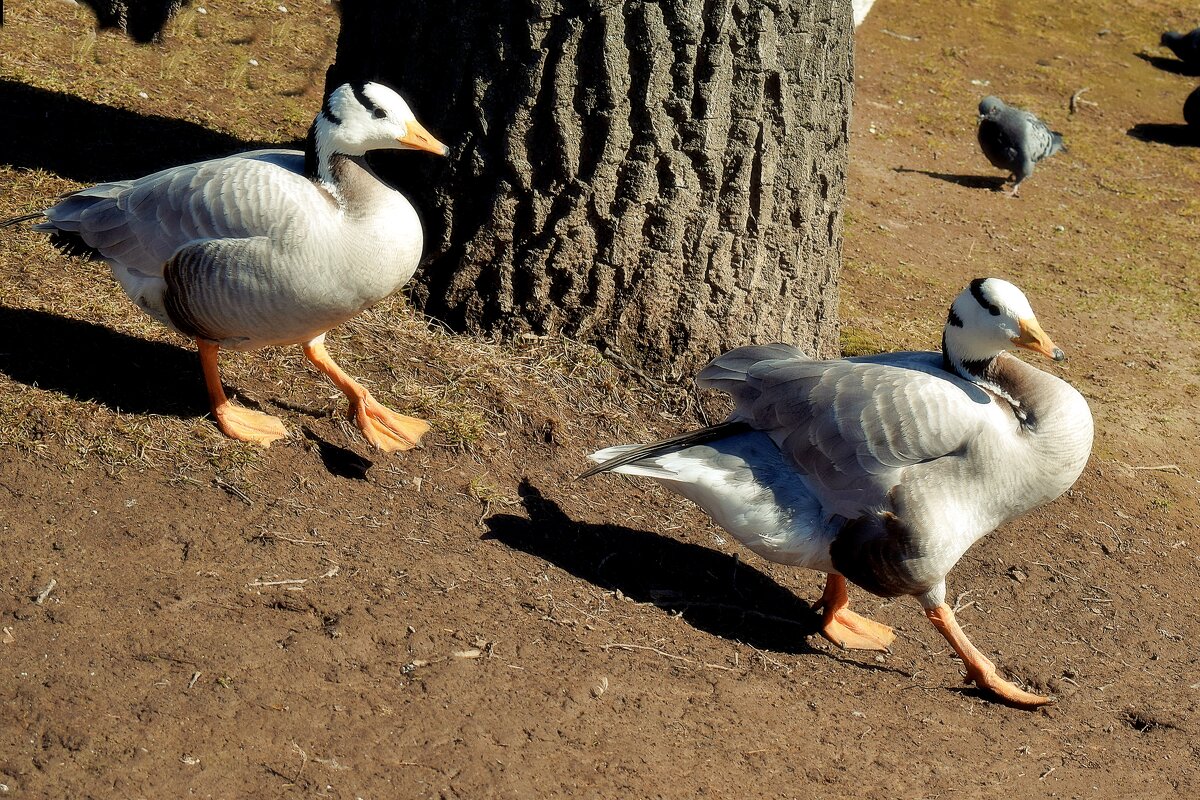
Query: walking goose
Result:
<box><xmin>583</xmin><ymin>278</ymin><xmax>1094</xmax><ymax>707</ymax></box>
<box><xmin>2</xmin><ymin>81</ymin><xmax>447</xmax><ymax>450</ymax></box>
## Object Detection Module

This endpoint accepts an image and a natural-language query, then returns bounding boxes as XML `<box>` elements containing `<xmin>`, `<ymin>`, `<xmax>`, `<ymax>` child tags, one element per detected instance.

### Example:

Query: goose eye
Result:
<box><xmin>372</xmin><ymin>108</ymin><xmax>387</xmax><ymax>120</ymax></box>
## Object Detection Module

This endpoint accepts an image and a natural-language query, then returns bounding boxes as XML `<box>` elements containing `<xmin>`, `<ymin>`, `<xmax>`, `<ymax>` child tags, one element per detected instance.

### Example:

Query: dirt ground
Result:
<box><xmin>2</xmin><ymin>1</ymin><xmax>1200</xmax><ymax>798</ymax></box>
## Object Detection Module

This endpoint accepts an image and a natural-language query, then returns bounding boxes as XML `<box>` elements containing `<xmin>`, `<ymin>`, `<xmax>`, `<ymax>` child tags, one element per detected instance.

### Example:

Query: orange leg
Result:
<box><xmin>925</xmin><ymin>603</ymin><xmax>1052</xmax><ymax>708</ymax></box>
<box><xmin>197</xmin><ymin>340</ymin><xmax>287</xmax><ymax>446</ymax></box>
<box><xmin>302</xmin><ymin>337</ymin><xmax>429</xmax><ymax>452</ymax></box>
<box><xmin>813</xmin><ymin>574</ymin><xmax>895</xmax><ymax>652</ymax></box>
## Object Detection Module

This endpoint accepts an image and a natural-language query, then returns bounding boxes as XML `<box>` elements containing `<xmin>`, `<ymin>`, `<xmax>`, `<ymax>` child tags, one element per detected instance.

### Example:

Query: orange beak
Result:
<box><xmin>398</xmin><ymin>120</ymin><xmax>449</xmax><ymax>156</ymax></box>
<box><xmin>1012</xmin><ymin>317</ymin><xmax>1065</xmax><ymax>361</ymax></box>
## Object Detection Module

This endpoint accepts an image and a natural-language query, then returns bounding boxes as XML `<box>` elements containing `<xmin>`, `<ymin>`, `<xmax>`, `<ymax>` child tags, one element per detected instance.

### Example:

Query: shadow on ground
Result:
<box><xmin>486</xmin><ymin>480</ymin><xmax>825</xmax><ymax>655</ymax></box>
<box><xmin>0</xmin><ymin>306</ymin><xmax>207</xmax><ymax>417</ymax></box>
<box><xmin>0</xmin><ymin>79</ymin><xmax>269</xmax><ymax>183</ymax></box>
<box><xmin>893</xmin><ymin>166</ymin><xmax>1007</xmax><ymax>191</ymax></box>
<box><xmin>1127</xmin><ymin>123</ymin><xmax>1200</xmax><ymax>148</ymax></box>
<box><xmin>1135</xmin><ymin>52</ymin><xmax>1200</xmax><ymax>77</ymax></box>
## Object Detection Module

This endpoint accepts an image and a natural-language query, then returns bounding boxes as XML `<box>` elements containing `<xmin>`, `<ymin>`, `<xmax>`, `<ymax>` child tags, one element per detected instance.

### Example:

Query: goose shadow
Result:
<box><xmin>0</xmin><ymin>79</ymin><xmax>274</xmax><ymax>184</ymax></box>
<box><xmin>1127</xmin><ymin>123</ymin><xmax>1200</xmax><ymax>147</ymax></box>
<box><xmin>486</xmin><ymin>481</ymin><xmax>829</xmax><ymax>655</ymax></box>
<box><xmin>892</xmin><ymin>166</ymin><xmax>1007</xmax><ymax>191</ymax></box>
<box><xmin>1134</xmin><ymin>52</ymin><xmax>1200</xmax><ymax>77</ymax></box>
<box><xmin>301</xmin><ymin>426</ymin><xmax>374</xmax><ymax>480</ymax></box>
<box><xmin>0</xmin><ymin>306</ymin><xmax>207</xmax><ymax>418</ymax></box>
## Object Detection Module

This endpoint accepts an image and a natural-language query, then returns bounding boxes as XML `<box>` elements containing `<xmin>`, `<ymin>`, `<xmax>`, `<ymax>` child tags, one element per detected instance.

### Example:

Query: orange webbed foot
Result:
<box><xmin>212</xmin><ymin>402</ymin><xmax>288</xmax><ymax>447</ymax></box>
<box><xmin>821</xmin><ymin>607</ymin><xmax>896</xmax><ymax>652</ymax></box>
<box><xmin>348</xmin><ymin>394</ymin><xmax>430</xmax><ymax>452</ymax></box>
<box><xmin>814</xmin><ymin>574</ymin><xmax>895</xmax><ymax>652</ymax></box>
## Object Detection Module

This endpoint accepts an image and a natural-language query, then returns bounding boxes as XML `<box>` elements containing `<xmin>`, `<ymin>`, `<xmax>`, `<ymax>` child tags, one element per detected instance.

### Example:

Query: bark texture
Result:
<box><xmin>333</xmin><ymin>0</ymin><xmax>852</xmax><ymax>376</ymax></box>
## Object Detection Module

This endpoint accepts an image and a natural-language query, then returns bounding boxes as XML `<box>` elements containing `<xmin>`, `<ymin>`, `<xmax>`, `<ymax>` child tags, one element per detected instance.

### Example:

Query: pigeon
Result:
<box><xmin>977</xmin><ymin>96</ymin><xmax>1065</xmax><ymax>197</ymax></box>
<box><xmin>1161</xmin><ymin>28</ymin><xmax>1200</xmax><ymax>66</ymax></box>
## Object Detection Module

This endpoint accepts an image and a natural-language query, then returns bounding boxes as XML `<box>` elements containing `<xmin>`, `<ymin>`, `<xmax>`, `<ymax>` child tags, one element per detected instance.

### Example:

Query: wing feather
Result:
<box><xmin>42</xmin><ymin>149</ymin><xmax>320</xmax><ymax>276</ymax></box>
<box><xmin>699</xmin><ymin>347</ymin><xmax>990</xmax><ymax>496</ymax></box>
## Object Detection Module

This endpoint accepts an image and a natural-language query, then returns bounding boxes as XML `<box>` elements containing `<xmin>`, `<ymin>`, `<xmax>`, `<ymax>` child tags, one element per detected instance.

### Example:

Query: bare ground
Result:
<box><xmin>2</xmin><ymin>0</ymin><xmax>1199</xmax><ymax>798</ymax></box>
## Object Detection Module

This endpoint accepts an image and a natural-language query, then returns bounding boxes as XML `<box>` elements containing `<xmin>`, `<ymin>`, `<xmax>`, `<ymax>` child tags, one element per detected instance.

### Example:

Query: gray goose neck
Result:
<box><xmin>942</xmin><ymin>329</ymin><xmax>1023</xmax><ymax>415</ymax></box>
<box><xmin>303</xmin><ymin>124</ymin><xmax>391</xmax><ymax>211</ymax></box>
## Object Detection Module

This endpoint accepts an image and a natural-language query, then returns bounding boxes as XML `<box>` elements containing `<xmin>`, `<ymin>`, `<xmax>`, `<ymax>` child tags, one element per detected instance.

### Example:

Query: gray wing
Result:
<box><xmin>698</xmin><ymin>347</ymin><xmax>990</xmax><ymax>494</ymax></box>
<box><xmin>38</xmin><ymin>149</ymin><xmax>322</xmax><ymax>275</ymax></box>
<box><xmin>1012</xmin><ymin>110</ymin><xmax>1061</xmax><ymax>161</ymax></box>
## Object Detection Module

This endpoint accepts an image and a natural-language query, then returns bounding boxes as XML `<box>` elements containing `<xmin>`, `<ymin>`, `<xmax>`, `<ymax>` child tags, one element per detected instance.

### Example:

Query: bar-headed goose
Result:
<box><xmin>584</xmin><ymin>278</ymin><xmax>1093</xmax><ymax>708</ymax></box>
<box><xmin>4</xmin><ymin>81</ymin><xmax>447</xmax><ymax>450</ymax></box>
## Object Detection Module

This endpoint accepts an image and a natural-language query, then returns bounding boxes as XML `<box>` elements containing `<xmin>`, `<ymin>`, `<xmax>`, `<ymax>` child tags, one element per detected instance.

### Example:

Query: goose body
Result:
<box><xmin>5</xmin><ymin>82</ymin><xmax>448</xmax><ymax>449</ymax></box>
<box><xmin>977</xmin><ymin>96</ymin><xmax>1064</xmax><ymax>197</ymax></box>
<box><xmin>586</xmin><ymin>279</ymin><xmax>1094</xmax><ymax>707</ymax></box>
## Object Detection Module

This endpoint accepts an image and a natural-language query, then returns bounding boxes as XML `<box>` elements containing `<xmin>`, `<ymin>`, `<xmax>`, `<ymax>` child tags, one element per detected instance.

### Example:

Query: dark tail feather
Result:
<box><xmin>0</xmin><ymin>211</ymin><xmax>46</xmax><ymax>228</ymax></box>
<box><xmin>1052</xmin><ymin>131</ymin><xmax>1067</xmax><ymax>154</ymax></box>
<box><xmin>578</xmin><ymin>420</ymin><xmax>753</xmax><ymax>479</ymax></box>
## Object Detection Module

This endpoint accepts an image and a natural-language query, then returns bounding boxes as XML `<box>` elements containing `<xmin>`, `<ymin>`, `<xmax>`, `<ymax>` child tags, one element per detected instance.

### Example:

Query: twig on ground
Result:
<box><xmin>1032</xmin><ymin>561</ymin><xmax>1079</xmax><ymax>582</ymax></box>
<box><xmin>262</xmin><ymin>532</ymin><xmax>330</xmax><ymax>547</ymax></box>
<box><xmin>34</xmin><ymin>578</ymin><xmax>57</xmax><ymax>604</ymax></box>
<box><xmin>1069</xmin><ymin>87</ymin><xmax>1097</xmax><ymax>114</ymax></box>
<box><xmin>290</xmin><ymin>742</ymin><xmax>308</xmax><ymax>785</ymax></box>
<box><xmin>601</xmin><ymin>642</ymin><xmax>734</xmax><ymax>671</ymax></box>
<box><xmin>213</xmin><ymin>476</ymin><xmax>253</xmax><ymax>505</ymax></box>
<box><xmin>882</xmin><ymin>29</ymin><xmax>920</xmax><ymax>41</ymax></box>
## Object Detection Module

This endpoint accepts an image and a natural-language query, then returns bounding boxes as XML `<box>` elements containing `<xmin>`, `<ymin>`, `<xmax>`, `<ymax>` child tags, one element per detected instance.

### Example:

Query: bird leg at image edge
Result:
<box><xmin>925</xmin><ymin>603</ymin><xmax>1052</xmax><ymax>708</ymax></box>
<box><xmin>303</xmin><ymin>337</ymin><xmax>429</xmax><ymax>452</ymax></box>
<box><xmin>814</xmin><ymin>574</ymin><xmax>896</xmax><ymax>652</ymax></box>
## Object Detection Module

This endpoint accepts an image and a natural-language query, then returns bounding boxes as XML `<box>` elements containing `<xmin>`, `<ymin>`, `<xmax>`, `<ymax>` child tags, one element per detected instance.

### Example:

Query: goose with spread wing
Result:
<box><xmin>3</xmin><ymin>81</ymin><xmax>447</xmax><ymax>450</ymax></box>
<box><xmin>584</xmin><ymin>278</ymin><xmax>1094</xmax><ymax>707</ymax></box>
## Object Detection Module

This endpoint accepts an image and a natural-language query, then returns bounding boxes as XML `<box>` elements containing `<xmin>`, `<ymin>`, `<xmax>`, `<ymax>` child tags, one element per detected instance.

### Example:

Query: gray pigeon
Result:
<box><xmin>977</xmin><ymin>96</ymin><xmax>1065</xmax><ymax>197</ymax></box>
<box><xmin>1161</xmin><ymin>28</ymin><xmax>1200</xmax><ymax>66</ymax></box>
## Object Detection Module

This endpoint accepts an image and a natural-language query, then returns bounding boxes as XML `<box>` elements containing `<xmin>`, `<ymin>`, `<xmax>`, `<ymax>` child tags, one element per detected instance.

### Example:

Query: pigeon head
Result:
<box><xmin>943</xmin><ymin>278</ymin><xmax>1064</xmax><ymax>376</ymax></box>
<box><xmin>978</xmin><ymin>96</ymin><xmax>1005</xmax><ymax>119</ymax></box>
<box><xmin>1161</xmin><ymin>31</ymin><xmax>1182</xmax><ymax>47</ymax></box>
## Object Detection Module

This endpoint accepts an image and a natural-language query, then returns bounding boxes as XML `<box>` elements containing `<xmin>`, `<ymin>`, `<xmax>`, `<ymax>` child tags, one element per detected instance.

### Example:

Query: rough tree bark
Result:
<box><xmin>333</xmin><ymin>0</ymin><xmax>852</xmax><ymax>377</ymax></box>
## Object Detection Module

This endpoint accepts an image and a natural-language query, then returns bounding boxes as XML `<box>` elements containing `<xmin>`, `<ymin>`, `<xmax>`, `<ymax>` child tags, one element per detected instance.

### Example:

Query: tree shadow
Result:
<box><xmin>1127</xmin><ymin>123</ymin><xmax>1200</xmax><ymax>147</ymax></box>
<box><xmin>892</xmin><ymin>166</ymin><xmax>1007</xmax><ymax>191</ymax></box>
<box><xmin>485</xmin><ymin>480</ymin><xmax>826</xmax><ymax>655</ymax></box>
<box><xmin>0</xmin><ymin>79</ymin><xmax>273</xmax><ymax>184</ymax></box>
<box><xmin>1134</xmin><ymin>52</ymin><xmax>1200</xmax><ymax>77</ymax></box>
<box><xmin>0</xmin><ymin>306</ymin><xmax>206</xmax><ymax>417</ymax></box>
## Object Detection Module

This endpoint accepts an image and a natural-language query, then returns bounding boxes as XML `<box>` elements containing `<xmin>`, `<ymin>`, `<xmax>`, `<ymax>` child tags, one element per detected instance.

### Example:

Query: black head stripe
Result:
<box><xmin>321</xmin><ymin>92</ymin><xmax>342</xmax><ymax>126</ymax></box>
<box><xmin>969</xmin><ymin>278</ymin><xmax>1002</xmax><ymax>316</ymax></box>
<box><xmin>351</xmin><ymin>82</ymin><xmax>379</xmax><ymax>114</ymax></box>
<box><xmin>946</xmin><ymin>306</ymin><xmax>964</xmax><ymax>328</ymax></box>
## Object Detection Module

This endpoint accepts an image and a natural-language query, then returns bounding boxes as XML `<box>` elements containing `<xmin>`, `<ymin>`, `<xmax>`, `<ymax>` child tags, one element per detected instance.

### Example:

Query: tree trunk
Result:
<box><xmin>332</xmin><ymin>0</ymin><xmax>851</xmax><ymax>377</ymax></box>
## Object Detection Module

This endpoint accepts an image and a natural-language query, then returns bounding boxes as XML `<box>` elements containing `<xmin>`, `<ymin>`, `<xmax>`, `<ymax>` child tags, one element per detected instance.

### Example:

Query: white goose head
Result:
<box><xmin>306</xmin><ymin>81</ymin><xmax>448</xmax><ymax>185</ymax></box>
<box><xmin>942</xmin><ymin>278</ymin><xmax>1064</xmax><ymax>382</ymax></box>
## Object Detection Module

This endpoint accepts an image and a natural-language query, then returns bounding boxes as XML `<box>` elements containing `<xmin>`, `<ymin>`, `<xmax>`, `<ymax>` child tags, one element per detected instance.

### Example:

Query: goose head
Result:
<box><xmin>942</xmin><ymin>278</ymin><xmax>1064</xmax><ymax>381</ymax></box>
<box><xmin>306</xmin><ymin>81</ymin><xmax>448</xmax><ymax>186</ymax></box>
<box><xmin>319</xmin><ymin>82</ymin><xmax>448</xmax><ymax>157</ymax></box>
